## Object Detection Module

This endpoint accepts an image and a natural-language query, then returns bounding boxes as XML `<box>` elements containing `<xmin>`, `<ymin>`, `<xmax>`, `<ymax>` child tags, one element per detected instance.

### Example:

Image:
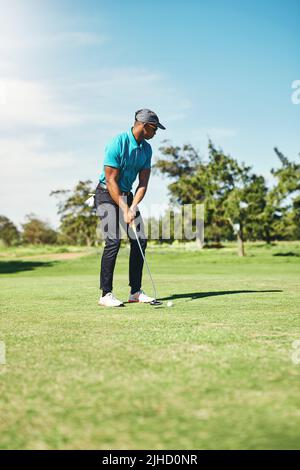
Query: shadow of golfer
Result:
<box><xmin>0</xmin><ymin>260</ymin><xmax>56</xmax><ymax>274</ymax></box>
<box><xmin>159</xmin><ymin>290</ymin><xmax>282</xmax><ymax>301</ymax></box>
<box><xmin>273</xmin><ymin>252</ymin><xmax>300</xmax><ymax>257</ymax></box>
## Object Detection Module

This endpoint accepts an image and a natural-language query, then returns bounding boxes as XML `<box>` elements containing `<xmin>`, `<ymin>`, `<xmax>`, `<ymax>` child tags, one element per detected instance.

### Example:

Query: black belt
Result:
<box><xmin>99</xmin><ymin>182</ymin><xmax>131</xmax><ymax>196</ymax></box>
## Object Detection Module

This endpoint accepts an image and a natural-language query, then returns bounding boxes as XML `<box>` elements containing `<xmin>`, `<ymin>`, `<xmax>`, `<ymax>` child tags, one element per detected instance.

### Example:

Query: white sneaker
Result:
<box><xmin>98</xmin><ymin>292</ymin><xmax>124</xmax><ymax>307</ymax></box>
<box><xmin>128</xmin><ymin>289</ymin><xmax>154</xmax><ymax>303</ymax></box>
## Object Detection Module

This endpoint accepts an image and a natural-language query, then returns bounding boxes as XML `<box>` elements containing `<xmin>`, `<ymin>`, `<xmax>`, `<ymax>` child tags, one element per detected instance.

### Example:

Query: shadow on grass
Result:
<box><xmin>160</xmin><ymin>290</ymin><xmax>282</xmax><ymax>301</ymax></box>
<box><xmin>273</xmin><ymin>252</ymin><xmax>300</xmax><ymax>257</ymax></box>
<box><xmin>0</xmin><ymin>260</ymin><xmax>56</xmax><ymax>274</ymax></box>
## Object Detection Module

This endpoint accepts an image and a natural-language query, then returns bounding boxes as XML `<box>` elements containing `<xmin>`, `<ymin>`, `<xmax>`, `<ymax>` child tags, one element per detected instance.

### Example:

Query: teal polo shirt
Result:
<box><xmin>99</xmin><ymin>128</ymin><xmax>152</xmax><ymax>192</ymax></box>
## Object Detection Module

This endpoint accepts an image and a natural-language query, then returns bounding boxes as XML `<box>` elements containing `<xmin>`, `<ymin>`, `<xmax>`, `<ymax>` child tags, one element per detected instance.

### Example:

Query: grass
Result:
<box><xmin>0</xmin><ymin>241</ymin><xmax>300</xmax><ymax>449</ymax></box>
<box><xmin>0</xmin><ymin>244</ymin><xmax>88</xmax><ymax>258</ymax></box>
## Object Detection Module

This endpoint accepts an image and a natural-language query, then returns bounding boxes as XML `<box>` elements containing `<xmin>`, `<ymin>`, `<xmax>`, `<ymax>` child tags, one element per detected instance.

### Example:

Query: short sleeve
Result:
<box><xmin>104</xmin><ymin>136</ymin><xmax>121</xmax><ymax>168</ymax></box>
<box><xmin>142</xmin><ymin>145</ymin><xmax>152</xmax><ymax>170</ymax></box>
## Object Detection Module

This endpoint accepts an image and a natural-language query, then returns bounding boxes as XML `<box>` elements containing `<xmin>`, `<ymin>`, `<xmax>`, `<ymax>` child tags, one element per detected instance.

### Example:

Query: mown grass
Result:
<box><xmin>0</xmin><ymin>242</ymin><xmax>300</xmax><ymax>449</ymax></box>
<box><xmin>0</xmin><ymin>244</ymin><xmax>88</xmax><ymax>259</ymax></box>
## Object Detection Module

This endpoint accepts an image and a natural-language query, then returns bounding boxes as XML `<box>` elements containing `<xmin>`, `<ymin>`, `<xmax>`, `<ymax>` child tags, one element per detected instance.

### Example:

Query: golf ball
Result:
<box><xmin>167</xmin><ymin>301</ymin><xmax>173</xmax><ymax>308</ymax></box>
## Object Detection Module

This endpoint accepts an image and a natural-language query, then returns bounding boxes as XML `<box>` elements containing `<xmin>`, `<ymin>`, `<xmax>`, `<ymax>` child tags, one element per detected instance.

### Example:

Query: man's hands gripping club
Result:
<box><xmin>105</xmin><ymin>165</ymin><xmax>150</xmax><ymax>226</ymax></box>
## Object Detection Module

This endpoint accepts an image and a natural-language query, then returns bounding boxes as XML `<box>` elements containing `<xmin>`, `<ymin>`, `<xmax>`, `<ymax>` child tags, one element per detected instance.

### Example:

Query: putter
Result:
<box><xmin>131</xmin><ymin>221</ymin><xmax>163</xmax><ymax>306</ymax></box>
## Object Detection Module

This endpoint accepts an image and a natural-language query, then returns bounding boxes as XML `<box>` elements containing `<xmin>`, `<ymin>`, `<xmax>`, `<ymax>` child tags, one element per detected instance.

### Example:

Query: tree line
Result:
<box><xmin>1</xmin><ymin>141</ymin><xmax>299</xmax><ymax>255</ymax></box>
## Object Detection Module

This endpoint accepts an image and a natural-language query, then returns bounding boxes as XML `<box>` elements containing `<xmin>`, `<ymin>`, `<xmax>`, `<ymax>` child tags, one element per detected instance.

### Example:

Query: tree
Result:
<box><xmin>154</xmin><ymin>140</ymin><xmax>261</xmax><ymax>255</ymax></box>
<box><xmin>269</xmin><ymin>148</ymin><xmax>300</xmax><ymax>241</ymax></box>
<box><xmin>206</xmin><ymin>141</ymin><xmax>253</xmax><ymax>256</ymax></box>
<box><xmin>0</xmin><ymin>216</ymin><xmax>20</xmax><ymax>246</ymax></box>
<box><xmin>22</xmin><ymin>214</ymin><xmax>57</xmax><ymax>244</ymax></box>
<box><xmin>154</xmin><ymin>142</ymin><xmax>206</xmax><ymax>247</ymax></box>
<box><xmin>50</xmin><ymin>180</ymin><xmax>98</xmax><ymax>246</ymax></box>
<box><xmin>291</xmin><ymin>195</ymin><xmax>300</xmax><ymax>240</ymax></box>
<box><xmin>152</xmin><ymin>142</ymin><xmax>300</xmax><ymax>250</ymax></box>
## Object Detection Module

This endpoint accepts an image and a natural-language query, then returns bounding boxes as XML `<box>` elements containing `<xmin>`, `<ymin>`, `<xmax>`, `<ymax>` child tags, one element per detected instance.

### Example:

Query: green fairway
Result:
<box><xmin>1</xmin><ymin>242</ymin><xmax>300</xmax><ymax>450</ymax></box>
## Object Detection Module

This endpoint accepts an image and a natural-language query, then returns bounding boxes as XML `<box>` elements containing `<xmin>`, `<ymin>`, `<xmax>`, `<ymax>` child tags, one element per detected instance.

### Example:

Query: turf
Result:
<box><xmin>0</xmin><ymin>242</ymin><xmax>300</xmax><ymax>449</ymax></box>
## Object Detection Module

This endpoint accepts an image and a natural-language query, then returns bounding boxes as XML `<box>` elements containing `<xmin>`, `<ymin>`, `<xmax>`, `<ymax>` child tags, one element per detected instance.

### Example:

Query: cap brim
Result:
<box><xmin>157</xmin><ymin>122</ymin><xmax>166</xmax><ymax>130</ymax></box>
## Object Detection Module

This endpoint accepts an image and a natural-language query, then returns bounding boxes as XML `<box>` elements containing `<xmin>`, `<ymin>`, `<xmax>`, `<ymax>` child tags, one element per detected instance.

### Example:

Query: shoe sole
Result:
<box><xmin>98</xmin><ymin>302</ymin><xmax>125</xmax><ymax>307</ymax></box>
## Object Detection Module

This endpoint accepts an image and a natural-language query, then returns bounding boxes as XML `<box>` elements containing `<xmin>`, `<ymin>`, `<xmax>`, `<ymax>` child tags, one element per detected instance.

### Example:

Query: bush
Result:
<box><xmin>0</xmin><ymin>215</ymin><xmax>20</xmax><ymax>246</ymax></box>
<box><xmin>21</xmin><ymin>214</ymin><xmax>58</xmax><ymax>245</ymax></box>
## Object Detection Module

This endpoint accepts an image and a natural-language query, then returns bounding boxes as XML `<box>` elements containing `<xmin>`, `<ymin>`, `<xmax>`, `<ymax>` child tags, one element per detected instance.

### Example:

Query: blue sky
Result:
<box><xmin>0</xmin><ymin>0</ymin><xmax>299</xmax><ymax>229</ymax></box>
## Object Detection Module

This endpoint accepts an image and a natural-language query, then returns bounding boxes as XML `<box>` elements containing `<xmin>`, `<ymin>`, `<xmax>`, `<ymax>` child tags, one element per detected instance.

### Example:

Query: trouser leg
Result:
<box><xmin>96</xmin><ymin>198</ymin><xmax>121</xmax><ymax>292</ymax></box>
<box><xmin>129</xmin><ymin>237</ymin><xmax>147</xmax><ymax>293</ymax></box>
<box><xmin>127</xmin><ymin>210</ymin><xmax>148</xmax><ymax>294</ymax></box>
<box><xmin>100</xmin><ymin>237</ymin><xmax>121</xmax><ymax>292</ymax></box>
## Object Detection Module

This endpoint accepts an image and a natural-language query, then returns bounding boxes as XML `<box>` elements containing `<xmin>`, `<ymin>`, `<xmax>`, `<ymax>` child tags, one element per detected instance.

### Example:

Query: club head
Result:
<box><xmin>150</xmin><ymin>300</ymin><xmax>163</xmax><ymax>306</ymax></box>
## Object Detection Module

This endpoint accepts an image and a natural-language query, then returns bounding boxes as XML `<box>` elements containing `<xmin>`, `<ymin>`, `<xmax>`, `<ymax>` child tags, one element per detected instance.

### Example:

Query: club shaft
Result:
<box><xmin>132</xmin><ymin>225</ymin><xmax>157</xmax><ymax>300</ymax></box>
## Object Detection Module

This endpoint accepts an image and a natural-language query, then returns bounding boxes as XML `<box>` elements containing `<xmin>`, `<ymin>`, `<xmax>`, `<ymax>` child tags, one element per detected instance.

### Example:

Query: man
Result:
<box><xmin>95</xmin><ymin>109</ymin><xmax>166</xmax><ymax>307</ymax></box>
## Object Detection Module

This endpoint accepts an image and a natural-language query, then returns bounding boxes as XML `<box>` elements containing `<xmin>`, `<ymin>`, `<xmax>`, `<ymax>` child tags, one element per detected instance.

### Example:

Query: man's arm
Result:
<box><xmin>105</xmin><ymin>166</ymin><xmax>134</xmax><ymax>224</ymax></box>
<box><xmin>131</xmin><ymin>168</ymin><xmax>151</xmax><ymax>211</ymax></box>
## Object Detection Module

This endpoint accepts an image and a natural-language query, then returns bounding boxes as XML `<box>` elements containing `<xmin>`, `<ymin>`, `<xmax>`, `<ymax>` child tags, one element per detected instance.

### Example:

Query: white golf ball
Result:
<box><xmin>167</xmin><ymin>301</ymin><xmax>173</xmax><ymax>308</ymax></box>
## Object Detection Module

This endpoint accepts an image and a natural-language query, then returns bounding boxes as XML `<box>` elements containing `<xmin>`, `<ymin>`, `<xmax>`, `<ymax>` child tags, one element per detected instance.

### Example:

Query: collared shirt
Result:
<box><xmin>99</xmin><ymin>128</ymin><xmax>152</xmax><ymax>192</ymax></box>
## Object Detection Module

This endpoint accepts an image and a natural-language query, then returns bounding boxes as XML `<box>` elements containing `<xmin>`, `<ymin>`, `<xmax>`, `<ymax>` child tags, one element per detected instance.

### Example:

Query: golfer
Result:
<box><xmin>95</xmin><ymin>109</ymin><xmax>166</xmax><ymax>307</ymax></box>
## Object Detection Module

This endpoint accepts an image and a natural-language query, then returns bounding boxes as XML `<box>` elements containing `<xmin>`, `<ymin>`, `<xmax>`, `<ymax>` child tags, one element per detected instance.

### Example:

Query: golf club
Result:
<box><xmin>131</xmin><ymin>221</ymin><xmax>163</xmax><ymax>306</ymax></box>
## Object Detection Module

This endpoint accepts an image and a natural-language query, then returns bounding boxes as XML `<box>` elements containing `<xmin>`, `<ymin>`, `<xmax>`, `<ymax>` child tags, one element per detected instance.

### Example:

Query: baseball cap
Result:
<box><xmin>135</xmin><ymin>109</ymin><xmax>166</xmax><ymax>130</ymax></box>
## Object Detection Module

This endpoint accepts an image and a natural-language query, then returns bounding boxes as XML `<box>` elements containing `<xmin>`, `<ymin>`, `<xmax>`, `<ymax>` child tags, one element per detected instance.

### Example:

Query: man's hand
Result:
<box><xmin>129</xmin><ymin>205</ymin><xmax>137</xmax><ymax>218</ymax></box>
<box><xmin>123</xmin><ymin>207</ymin><xmax>136</xmax><ymax>225</ymax></box>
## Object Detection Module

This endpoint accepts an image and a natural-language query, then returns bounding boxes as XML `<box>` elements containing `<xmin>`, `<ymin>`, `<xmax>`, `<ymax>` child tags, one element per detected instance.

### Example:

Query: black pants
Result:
<box><xmin>94</xmin><ymin>183</ymin><xmax>147</xmax><ymax>294</ymax></box>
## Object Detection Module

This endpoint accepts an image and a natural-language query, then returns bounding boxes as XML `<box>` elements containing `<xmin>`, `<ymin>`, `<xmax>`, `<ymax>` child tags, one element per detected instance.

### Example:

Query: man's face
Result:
<box><xmin>143</xmin><ymin>123</ymin><xmax>158</xmax><ymax>140</ymax></box>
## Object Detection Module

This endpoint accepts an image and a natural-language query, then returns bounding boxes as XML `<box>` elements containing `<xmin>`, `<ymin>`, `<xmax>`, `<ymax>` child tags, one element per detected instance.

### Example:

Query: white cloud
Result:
<box><xmin>51</xmin><ymin>32</ymin><xmax>108</xmax><ymax>47</ymax></box>
<box><xmin>0</xmin><ymin>31</ymin><xmax>108</xmax><ymax>51</ymax></box>
<box><xmin>0</xmin><ymin>36</ymin><xmax>27</xmax><ymax>50</ymax></box>
<box><xmin>64</xmin><ymin>67</ymin><xmax>191</xmax><ymax>125</ymax></box>
<box><xmin>0</xmin><ymin>68</ymin><xmax>190</xmax><ymax>130</ymax></box>
<box><xmin>0</xmin><ymin>59</ymin><xmax>17</xmax><ymax>74</ymax></box>
<box><xmin>0</xmin><ymin>134</ymin><xmax>80</xmax><ymax>229</ymax></box>
<box><xmin>69</xmin><ymin>68</ymin><xmax>163</xmax><ymax>96</ymax></box>
<box><xmin>0</xmin><ymin>135</ymin><xmax>76</xmax><ymax>172</ymax></box>
<box><xmin>0</xmin><ymin>79</ymin><xmax>87</xmax><ymax>128</ymax></box>
<box><xmin>197</xmin><ymin>127</ymin><xmax>237</xmax><ymax>139</ymax></box>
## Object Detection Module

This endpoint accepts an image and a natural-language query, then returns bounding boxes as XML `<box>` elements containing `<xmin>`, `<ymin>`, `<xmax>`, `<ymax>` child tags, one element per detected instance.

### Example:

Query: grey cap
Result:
<box><xmin>135</xmin><ymin>108</ymin><xmax>166</xmax><ymax>130</ymax></box>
